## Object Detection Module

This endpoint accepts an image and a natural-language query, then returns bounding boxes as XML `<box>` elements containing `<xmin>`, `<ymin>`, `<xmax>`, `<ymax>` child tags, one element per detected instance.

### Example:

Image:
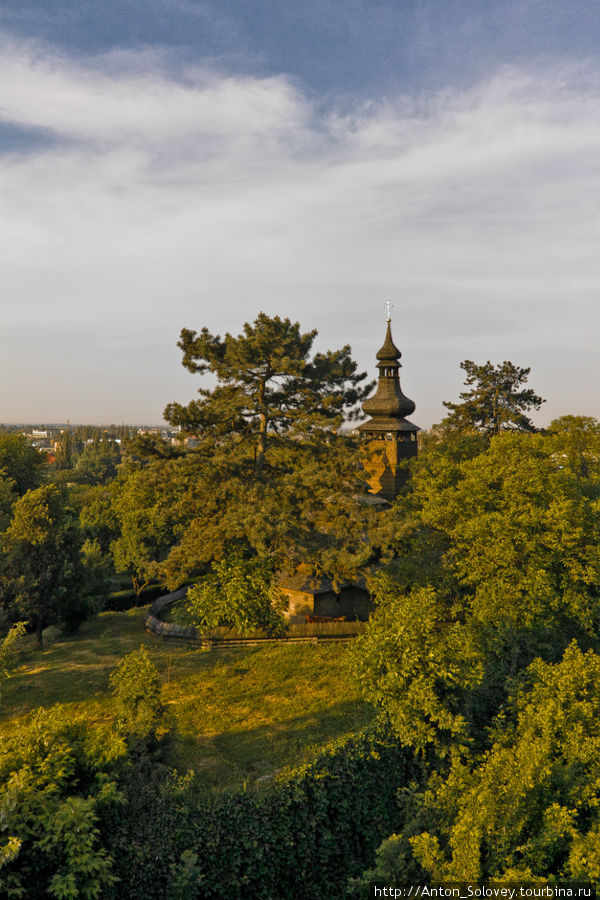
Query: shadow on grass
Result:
<box><xmin>185</xmin><ymin>699</ymin><xmax>375</xmax><ymax>788</ymax></box>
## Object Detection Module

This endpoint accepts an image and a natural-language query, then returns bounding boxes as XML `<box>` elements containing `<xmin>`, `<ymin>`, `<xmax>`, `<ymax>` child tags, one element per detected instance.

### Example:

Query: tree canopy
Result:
<box><xmin>0</xmin><ymin>432</ymin><xmax>47</xmax><ymax>496</ymax></box>
<box><xmin>352</xmin><ymin>424</ymin><xmax>600</xmax><ymax>752</ymax></box>
<box><xmin>178</xmin><ymin>552</ymin><xmax>287</xmax><ymax>636</ymax></box>
<box><xmin>148</xmin><ymin>313</ymin><xmax>382</xmax><ymax>586</ymax></box>
<box><xmin>74</xmin><ymin>439</ymin><xmax>121</xmax><ymax>485</ymax></box>
<box><xmin>351</xmin><ymin>417</ymin><xmax>600</xmax><ymax>890</ymax></box>
<box><xmin>441</xmin><ymin>359</ymin><xmax>545</xmax><ymax>433</ymax></box>
<box><xmin>164</xmin><ymin>312</ymin><xmax>373</xmax><ymax>475</ymax></box>
<box><xmin>0</xmin><ymin>707</ymin><xmax>124</xmax><ymax>899</ymax></box>
<box><xmin>1</xmin><ymin>485</ymin><xmax>93</xmax><ymax>646</ymax></box>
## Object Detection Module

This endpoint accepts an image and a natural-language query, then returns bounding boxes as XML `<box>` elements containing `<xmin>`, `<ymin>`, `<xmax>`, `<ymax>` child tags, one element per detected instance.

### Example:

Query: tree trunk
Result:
<box><xmin>36</xmin><ymin>618</ymin><xmax>43</xmax><ymax>650</ymax></box>
<box><xmin>132</xmin><ymin>574</ymin><xmax>149</xmax><ymax>597</ymax></box>
<box><xmin>255</xmin><ymin>378</ymin><xmax>268</xmax><ymax>477</ymax></box>
<box><xmin>492</xmin><ymin>386</ymin><xmax>500</xmax><ymax>433</ymax></box>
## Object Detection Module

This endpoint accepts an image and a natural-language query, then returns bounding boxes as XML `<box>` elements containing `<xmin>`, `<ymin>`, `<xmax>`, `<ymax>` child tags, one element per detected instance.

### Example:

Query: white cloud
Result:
<box><xmin>0</xmin><ymin>37</ymin><xmax>310</xmax><ymax>150</ymax></box>
<box><xmin>0</xmin><ymin>36</ymin><xmax>599</xmax><ymax>424</ymax></box>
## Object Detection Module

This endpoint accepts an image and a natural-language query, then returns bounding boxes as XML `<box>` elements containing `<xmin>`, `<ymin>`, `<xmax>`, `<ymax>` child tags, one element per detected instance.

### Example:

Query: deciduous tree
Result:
<box><xmin>352</xmin><ymin>428</ymin><xmax>600</xmax><ymax>751</ymax></box>
<box><xmin>179</xmin><ymin>552</ymin><xmax>287</xmax><ymax>636</ymax></box>
<box><xmin>110</xmin><ymin>462</ymin><xmax>182</xmax><ymax>595</ymax></box>
<box><xmin>0</xmin><ymin>475</ymin><xmax>16</xmax><ymax>532</ymax></box>
<box><xmin>1</xmin><ymin>485</ymin><xmax>91</xmax><ymax>647</ymax></box>
<box><xmin>54</xmin><ymin>429</ymin><xmax>74</xmax><ymax>471</ymax></box>
<box><xmin>0</xmin><ymin>621</ymin><xmax>26</xmax><ymax>714</ymax></box>
<box><xmin>75</xmin><ymin>439</ymin><xmax>121</xmax><ymax>485</ymax></box>
<box><xmin>409</xmin><ymin>642</ymin><xmax>600</xmax><ymax>882</ymax></box>
<box><xmin>0</xmin><ymin>433</ymin><xmax>47</xmax><ymax>496</ymax></box>
<box><xmin>0</xmin><ymin>708</ymin><xmax>123</xmax><ymax>899</ymax></box>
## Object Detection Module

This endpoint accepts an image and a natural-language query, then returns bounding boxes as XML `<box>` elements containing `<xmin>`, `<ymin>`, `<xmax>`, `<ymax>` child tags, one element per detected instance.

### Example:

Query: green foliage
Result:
<box><xmin>109</xmin><ymin>647</ymin><xmax>164</xmax><ymax>746</ymax></box>
<box><xmin>1</xmin><ymin>485</ymin><xmax>93</xmax><ymax>646</ymax></box>
<box><xmin>122</xmin><ymin>432</ymin><xmax>181</xmax><ymax>466</ymax></box>
<box><xmin>0</xmin><ymin>623</ymin><xmax>26</xmax><ymax>714</ymax></box>
<box><xmin>167</xmin><ymin>850</ymin><xmax>204</xmax><ymax>900</ymax></box>
<box><xmin>104</xmin><ymin>583</ymin><xmax>165</xmax><ymax>611</ymax></box>
<box><xmin>80</xmin><ymin>539</ymin><xmax>112</xmax><ymax>607</ymax></box>
<box><xmin>164</xmin><ymin>312</ymin><xmax>372</xmax><ymax>477</ymax></box>
<box><xmin>54</xmin><ymin>430</ymin><xmax>74</xmax><ymax>471</ymax></box>
<box><xmin>0</xmin><ymin>474</ymin><xmax>17</xmax><ymax>531</ymax></box>
<box><xmin>111</xmin><ymin>462</ymin><xmax>182</xmax><ymax>595</ymax></box>
<box><xmin>351</xmin><ymin>416</ymin><xmax>600</xmax><ymax>890</ymax></box>
<box><xmin>0</xmin><ymin>433</ymin><xmax>47</xmax><ymax>496</ymax></box>
<box><xmin>158</xmin><ymin>433</ymin><xmax>379</xmax><ymax>589</ymax></box>
<box><xmin>75</xmin><ymin>483</ymin><xmax>120</xmax><ymax>557</ymax></box>
<box><xmin>400</xmin><ymin>643</ymin><xmax>600</xmax><ymax>882</ymax></box>
<box><xmin>356</xmin><ymin>428</ymin><xmax>600</xmax><ymax>750</ymax></box>
<box><xmin>350</xmin><ymin>580</ymin><xmax>482</xmax><ymax>751</ymax></box>
<box><xmin>441</xmin><ymin>359</ymin><xmax>545</xmax><ymax>433</ymax></box>
<box><xmin>425</xmin><ymin>432</ymin><xmax>600</xmax><ymax>608</ymax></box>
<box><xmin>75</xmin><ymin>440</ymin><xmax>121</xmax><ymax>486</ymax></box>
<box><xmin>547</xmin><ymin>414</ymin><xmax>600</xmax><ymax>483</ymax></box>
<box><xmin>0</xmin><ymin>609</ymin><xmax>391</xmax><ymax>898</ymax></box>
<box><xmin>153</xmin><ymin>312</ymin><xmax>381</xmax><ymax>591</ymax></box>
<box><xmin>0</xmin><ymin>608</ymin><xmax>372</xmax><ymax>789</ymax></box>
<box><xmin>106</xmin><ymin>728</ymin><xmax>417</xmax><ymax>900</ymax></box>
<box><xmin>180</xmin><ymin>552</ymin><xmax>288</xmax><ymax>637</ymax></box>
<box><xmin>0</xmin><ymin>708</ymin><xmax>124</xmax><ymax>899</ymax></box>
<box><xmin>106</xmin><ymin>420</ymin><xmax>380</xmax><ymax>594</ymax></box>
<box><xmin>347</xmin><ymin>828</ymin><xmax>425</xmax><ymax>898</ymax></box>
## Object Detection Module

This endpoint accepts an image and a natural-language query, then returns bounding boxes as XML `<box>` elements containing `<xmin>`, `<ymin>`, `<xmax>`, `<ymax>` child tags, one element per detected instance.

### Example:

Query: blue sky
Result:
<box><xmin>1</xmin><ymin>0</ymin><xmax>599</xmax><ymax>424</ymax></box>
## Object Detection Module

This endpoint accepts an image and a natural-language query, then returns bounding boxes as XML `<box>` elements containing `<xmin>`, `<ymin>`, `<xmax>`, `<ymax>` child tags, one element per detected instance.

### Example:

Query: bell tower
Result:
<box><xmin>357</xmin><ymin>307</ymin><xmax>419</xmax><ymax>501</ymax></box>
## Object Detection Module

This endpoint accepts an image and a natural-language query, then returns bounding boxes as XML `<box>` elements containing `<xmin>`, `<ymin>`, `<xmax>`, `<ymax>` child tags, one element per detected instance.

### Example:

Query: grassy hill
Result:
<box><xmin>0</xmin><ymin>607</ymin><xmax>375</xmax><ymax>790</ymax></box>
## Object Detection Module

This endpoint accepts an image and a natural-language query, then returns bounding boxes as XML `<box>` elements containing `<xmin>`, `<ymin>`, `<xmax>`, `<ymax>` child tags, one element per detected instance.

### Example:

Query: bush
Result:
<box><xmin>109</xmin><ymin>647</ymin><xmax>164</xmax><ymax>747</ymax></box>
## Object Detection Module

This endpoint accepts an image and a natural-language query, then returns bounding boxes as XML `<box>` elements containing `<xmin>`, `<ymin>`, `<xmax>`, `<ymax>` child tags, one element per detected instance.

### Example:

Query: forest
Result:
<box><xmin>1</xmin><ymin>314</ymin><xmax>600</xmax><ymax>897</ymax></box>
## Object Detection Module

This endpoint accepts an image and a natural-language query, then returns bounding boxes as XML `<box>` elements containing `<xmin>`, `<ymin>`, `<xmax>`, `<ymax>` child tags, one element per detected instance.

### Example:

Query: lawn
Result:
<box><xmin>0</xmin><ymin>607</ymin><xmax>375</xmax><ymax>789</ymax></box>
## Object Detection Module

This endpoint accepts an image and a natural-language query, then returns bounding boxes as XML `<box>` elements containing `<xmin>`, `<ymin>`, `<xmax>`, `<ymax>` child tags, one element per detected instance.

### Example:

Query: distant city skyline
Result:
<box><xmin>1</xmin><ymin>1</ymin><xmax>599</xmax><ymax>426</ymax></box>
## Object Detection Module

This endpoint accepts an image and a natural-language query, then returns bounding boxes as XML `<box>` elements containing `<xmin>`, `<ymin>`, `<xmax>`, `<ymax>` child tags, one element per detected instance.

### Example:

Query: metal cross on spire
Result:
<box><xmin>384</xmin><ymin>299</ymin><xmax>394</xmax><ymax>321</ymax></box>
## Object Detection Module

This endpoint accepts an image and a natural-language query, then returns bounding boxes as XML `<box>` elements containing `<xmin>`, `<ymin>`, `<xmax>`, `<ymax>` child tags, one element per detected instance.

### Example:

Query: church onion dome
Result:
<box><xmin>375</xmin><ymin>321</ymin><xmax>402</xmax><ymax>364</ymax></box>
<box><xmin>360</xmin><ymin>320</ymin><xmax>416</xmax><ymax>422</ymax></box>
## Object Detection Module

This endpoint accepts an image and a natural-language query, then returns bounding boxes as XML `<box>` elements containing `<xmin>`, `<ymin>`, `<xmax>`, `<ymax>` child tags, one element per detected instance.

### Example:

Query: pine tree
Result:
<box><xmin>441</xmin><ymin>359</ymin><xmax>545</xmax><ymax>433</ymax></box>
<box><xmin>141</xmin><ymin>314</ymin><xmax>382</xmax><ymax>585</ymax></box>
<box><xmin>164</xmin><ymin>312</ymin><xmax>373</xmax><ymax>476</ymax></box>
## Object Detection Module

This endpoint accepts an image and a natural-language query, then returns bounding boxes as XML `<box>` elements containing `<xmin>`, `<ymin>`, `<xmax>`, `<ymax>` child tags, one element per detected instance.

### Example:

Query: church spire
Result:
<box><xmin>360</xmin><ymin>317</ymin><xmax>416</xmax><ymax>423</ymax></box>
<box><xmin>357</xmin><ymin>308</ymin><xmax>419</xmax><ymax>501</ymax></box>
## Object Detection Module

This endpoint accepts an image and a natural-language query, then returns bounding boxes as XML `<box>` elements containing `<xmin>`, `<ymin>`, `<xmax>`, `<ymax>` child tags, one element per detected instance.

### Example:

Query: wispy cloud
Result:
<box><xmin>1</xmin><ymin>36</ymin><xmax>599</xmax><ymax>423</ymax></box>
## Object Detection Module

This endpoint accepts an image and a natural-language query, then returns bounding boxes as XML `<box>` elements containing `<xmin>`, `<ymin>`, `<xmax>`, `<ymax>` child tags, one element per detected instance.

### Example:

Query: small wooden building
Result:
<box><xmin>279</xmin><ymin>573</ymin><xmax>371</xmax><ymax>624</ymax></box>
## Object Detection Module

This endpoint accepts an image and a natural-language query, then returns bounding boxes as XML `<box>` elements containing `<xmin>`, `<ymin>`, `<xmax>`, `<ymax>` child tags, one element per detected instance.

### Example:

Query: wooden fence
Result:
<box><xmin>145</xmin><ymin>589</ymin><xmax>358</xmax><ymax>650</ymax></box>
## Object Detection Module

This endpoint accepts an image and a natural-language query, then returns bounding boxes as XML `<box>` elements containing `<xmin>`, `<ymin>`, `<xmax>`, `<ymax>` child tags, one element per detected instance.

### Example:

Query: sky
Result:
<box><xmin>1</xmin><ymin>0</ymin><xmax>599</xmax><ymax>426</ymax></box>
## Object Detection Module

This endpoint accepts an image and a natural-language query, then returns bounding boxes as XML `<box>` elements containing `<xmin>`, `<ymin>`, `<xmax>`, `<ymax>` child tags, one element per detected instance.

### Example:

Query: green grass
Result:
<box><xmin>0</xmin><ymin>608</ymin><xmax>375</xmax><ymax>790</ymax></box>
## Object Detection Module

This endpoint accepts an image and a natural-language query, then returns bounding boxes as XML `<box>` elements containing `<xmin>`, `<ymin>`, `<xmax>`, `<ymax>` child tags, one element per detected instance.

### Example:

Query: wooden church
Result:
<box><xmin>357</xmin><ymin>313</ymin><xmax>420</xmax><ymax>500</ymax></box>
<box><xmin>280</xmin><ymin>312</ymin><xmax>420</xmax><ymax>622</ymax></box>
